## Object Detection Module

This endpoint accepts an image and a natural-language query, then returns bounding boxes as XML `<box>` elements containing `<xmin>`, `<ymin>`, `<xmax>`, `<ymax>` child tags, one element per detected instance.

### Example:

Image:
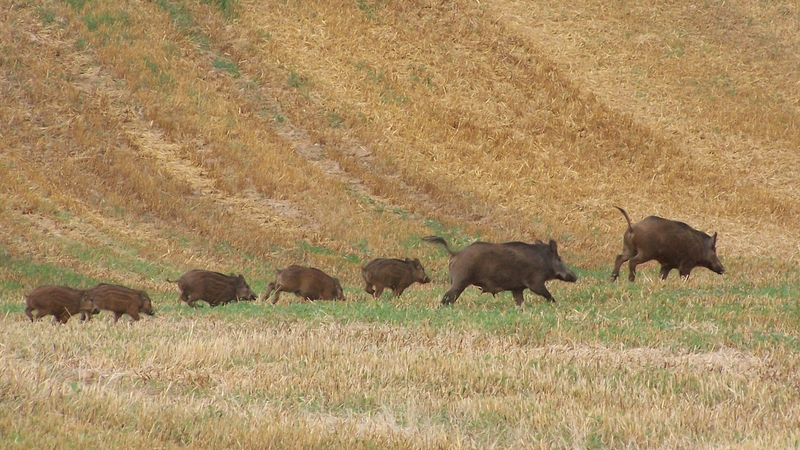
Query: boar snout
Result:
<box><xmin>557</xmin><ymin>268</ymin><xmax>578</xmax><ymax>283</ymax></box>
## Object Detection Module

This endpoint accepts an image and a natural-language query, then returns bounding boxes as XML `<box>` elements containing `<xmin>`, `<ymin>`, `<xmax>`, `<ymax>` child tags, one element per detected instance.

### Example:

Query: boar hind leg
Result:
<box><xmin>511</xmin><ymin>289</ymin><xmax>526</xmax><ymax>307</ymax></box>
<box><xmin>611</xmin><ymin>249</ymin><xmax>636</xmax><ymax>281</ymax></box>
<box><xmin>180</xmin><ymin>292</ymin><xmax>198</xmax><ymax>308</ymax></box>
<box><xmin>364</xmin><ymin>282</ymin><xmax>376</xmax><ymax>297</ymax></box>
<box><xmin>270</xmin><ymin>287</ymin><xmax>284</xmax><ymax>305</ymax></box>
<box><xmin>441</xmin><ymin>284</ymin><xmax>467</xmax><ymax>306</ymax></box>
<box><xmin>113</xmin><ymin>312</ymin><xmax>123</xmax><ymax>323</ymax></box>
<box><xmin>25</xmin><ymin>307</ymin><xmax>35</xmax><ymax>322</ymax></box>
<box><xmin>626</xmin><ymin>253</ymin><xmax>653</xmax><ymax>282</ymax></box>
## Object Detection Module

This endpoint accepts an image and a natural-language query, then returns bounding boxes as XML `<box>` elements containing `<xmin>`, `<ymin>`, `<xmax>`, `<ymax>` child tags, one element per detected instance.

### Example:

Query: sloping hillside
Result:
<box><xmin>3</xmin><ymin>1</ymin><xmax>800</xmax><ymax>448</ymax></box>
<box><xmin>3</xmin><ymin>0</ymin><xmax>798</xmax><ymax>294</ymax></box>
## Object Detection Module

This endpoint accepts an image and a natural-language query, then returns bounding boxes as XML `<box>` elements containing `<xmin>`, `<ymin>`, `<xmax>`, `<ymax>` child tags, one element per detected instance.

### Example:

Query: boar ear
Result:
<box><xmin>710</xmin><ymin>232</ymin><xmax>718</xmax><ymax>248</ymax></box>
<box><xmin>548</xmin><ymin>239</ymin><xmax>558</xmax><ymax>255</ymax></box>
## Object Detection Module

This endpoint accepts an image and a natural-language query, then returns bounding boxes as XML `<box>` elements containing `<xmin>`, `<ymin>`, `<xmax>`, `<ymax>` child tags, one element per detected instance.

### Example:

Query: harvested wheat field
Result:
<box><xmin>2</xmin><ymin>0</ymin><xmax>799</xmax><ymax>448</ymax></box>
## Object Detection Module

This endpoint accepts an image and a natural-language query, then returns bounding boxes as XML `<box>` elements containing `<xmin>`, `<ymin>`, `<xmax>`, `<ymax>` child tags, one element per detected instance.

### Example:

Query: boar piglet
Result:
<box><xmin>361</xmin><ymin>257</ymin><xmax>431</xmax><ymax>298</ymax></box>
<box><xmin>167</xmin><ymin>269</ymin><xmax>257</xmax><ymax>307</ymax></box>
<box><xmin>87</xmin><ymin>283</ymin><xmax>154</xmax><ymax>323</ymax></box>
<box><xmin>423</xmin><ymin>236</ymin><xmax>577</xmax><ymax>306</ymax></box>
<box><xmin>24</xmin><ymin>285</ymin><xmax>96</xmax><ymax>324</ymax></box>
<box><xmin>610</xmin><ymin>206</ymin><xmax>725</xmax><ymax>282</ymax></box>
<box><xmin>263</xmin><ymin>265</ymin><xmax>345</xmax><ymax>304</ymax></box>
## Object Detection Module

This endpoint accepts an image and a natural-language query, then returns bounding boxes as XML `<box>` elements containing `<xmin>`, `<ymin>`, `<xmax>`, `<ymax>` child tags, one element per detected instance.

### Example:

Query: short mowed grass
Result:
<box><xmin>3</xmin><ymin>261</ymin><xmax>799</xmax><ymax>448</ymax></box>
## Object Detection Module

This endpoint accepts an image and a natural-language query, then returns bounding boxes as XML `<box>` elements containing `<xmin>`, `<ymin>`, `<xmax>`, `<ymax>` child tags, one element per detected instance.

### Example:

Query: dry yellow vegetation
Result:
<box><xmin>1</xmin><ymin>0</ymin><xmax>799</xmax><ymax>448</ymax></box>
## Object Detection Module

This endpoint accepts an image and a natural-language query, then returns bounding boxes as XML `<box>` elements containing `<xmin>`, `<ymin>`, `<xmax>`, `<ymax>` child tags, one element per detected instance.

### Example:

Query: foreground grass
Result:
<box><xmin>2</xmin><ymin>270</ymin><xmax>799</xmax><ymax>449</ymax></box>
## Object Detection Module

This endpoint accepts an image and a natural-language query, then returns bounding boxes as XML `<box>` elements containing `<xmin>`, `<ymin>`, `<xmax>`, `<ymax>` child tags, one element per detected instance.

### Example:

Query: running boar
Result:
<box><xmin>423</xmin><ymin>236</ymin><xmax>578</xmax><ymax>306</ymax></box>
<box><xmin>610</xmin><ymin>206</ymin><xmax>725</xmax><ymax>282</ymax></box>
<box><xmin>87</xmin><ymin>283</ymin><xmax>154</xmax><ymax>323</ymax></box>
<box><xmin>361</xmin><ymin>258</ymin><xmax>431</xmax><ymax>298</ymax></box>
<box><xmin>167</xmin><ymin>269</ymin><xmax>257</xmax><ymax>307</ymax></box>
<box><xmin>264</xmin><ymin>265</ymin><xmax>345</xmax><ymax>304</ymax></box>
<box><xmin>24</xmin><ymin>285</ymin><xmax>96</xmax><ymax>324</ymax></box>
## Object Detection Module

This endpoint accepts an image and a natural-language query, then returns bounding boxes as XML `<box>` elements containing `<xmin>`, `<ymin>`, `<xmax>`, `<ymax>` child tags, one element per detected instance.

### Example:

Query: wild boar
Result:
<box><xmin>87</xmin><ymin>283</ymin><xmax>154</xmax><ymax>322</ymax></box>
<box><xmin>24</xmin><ymin>285</ymin><xmax>96</xmax><ymax>324</ymax></box>
<box><xmin>167</xmin><ymin>269</ymin><xmax>257</xmax><ymax>307</ymax></box>
<box><xmin>263</xmin><ymin>265</ymin><xmax>345</xmax><ymax>304</ymax></box>
<box><xmin>423</xmin><ymin>236</ymin><xmax>578</xmax><ymax>306</ymax></box>
<box><xmin>361</xmin><ymin>258</ymin><xmax>431</xmax><ymax>298</ymax></box>
<box><xmin>610</xmin><ymin>206</ymin><xmax>725</xmax><ymax>282</ymax></box>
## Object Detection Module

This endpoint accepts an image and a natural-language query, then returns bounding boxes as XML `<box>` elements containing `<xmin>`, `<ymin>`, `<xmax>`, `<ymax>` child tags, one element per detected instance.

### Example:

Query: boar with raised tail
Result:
<box><xmin>167</xmin><ymin>269</ymin><xmax>257</xmax><ymax>307</ymax></box>
<box><xmin>610</xmin><ymin>206</ymin><xmax>725</xmax><ymax>282</ymax></box>
<box><xmin>264</xmin><ymin>265</ymin><xmax>345</xmax><ymax>304</ymax></box>
<box><xmin>24</xmin><ymin>285</ymin><xmax>96</xmax><ymax>324</ymax></box>
<box><xmin>361</xmin><ymin>258</ymin><xmax>431</xmax><ymax>298</ymax></box>
<box><xmin>423</xmin><ymin>236</ymin><xmax>578</xmax><ymax>306</ymax></box>
<box><xmin>87</xmin><ymin>283</ymin><xmax>154</xmax><ymax>322</ymax></box>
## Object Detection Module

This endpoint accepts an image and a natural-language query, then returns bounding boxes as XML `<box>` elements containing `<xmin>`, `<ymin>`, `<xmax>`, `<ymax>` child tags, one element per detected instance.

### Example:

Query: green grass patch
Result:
<box><xmin>287</xmin><ymin>68</ymin><xmax>308</xmax><ymax>89</ymax></box>
<box><xmin>154</xmin><ymin>0</ymin><xmax>194</xmax><ymax>30</ymax></box>
<box><xmin>202</xmin><ymin>0</ymin><xmax>238</xmax><ymax>18</ymax></box>
<box><xmin>84</xmin><ymin>9</ymin><xmax>129</xmax><ymax>31</ymax></box>
<box><xmin>212</xmin><ymin>56</ymin><xmax>240</xmax><ymax>77</ymax></box>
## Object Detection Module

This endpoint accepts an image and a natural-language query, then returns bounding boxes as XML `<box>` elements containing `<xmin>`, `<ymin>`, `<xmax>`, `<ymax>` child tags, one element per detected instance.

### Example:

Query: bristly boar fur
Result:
<box><xmin>610</xmin><ymin>206</ymin><xmax>725</xmax><ymax>282</ymax></box>
<box><xmin>24</xmin><ymin>285</ymin><xmax>96</xmax><ymax>324</ymax></box>
<box><xmin>87</xmin><ymin>283</ymin><xmax>154</xmax><ymax>323</ymax></box>
<box><xmin>263</xmin><ymin>265</ymin><xmax>345</xmax><ymax>304</ymax></box>
<box><xmin>361</xmin><ymin>258</ymin><xmax>431</xmax><ymax>298</ymax></box>
<box><xmin>423</xmin><ymin>236</ymin><xmax>578</xmax><ymax>306</ymax></box>
<box><xmin>167</xmin><ymin>269</ymin><xmax>257</xmax><ymax>307</ymax></box>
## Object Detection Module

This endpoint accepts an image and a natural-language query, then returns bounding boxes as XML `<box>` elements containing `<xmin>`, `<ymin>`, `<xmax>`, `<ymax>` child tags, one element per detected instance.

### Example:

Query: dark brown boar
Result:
<box><xmin>167</xmin><ymin>269</ymin><xmax>257</xmax><ymax>307</ymax></box>
<box><xmin>610</xmin><ymin>206</ymin><xmax>725</xmax><ymax>282</ymax></box>
<box><xmin>423</xmin><ymin>236</ymin><xmax>578</xmax><ymax>306</ymax></box>
<box><xmin>263</xmin><ymin>265</ymin><xmax>345</xmax><ymax>304</ymax></box>
<box><xmin>87</xmin><ymin>283</ymin><xmax>154</xmax><ymax>323</ymax></box>
<box><xmin>361</xmin><ymin>258</ymin><xmax>431</xmax><ymax>298</ymax></box>
<box><xmin>24</xmin><ymin>285</ymin><xmax>96</xmax><ymax>324</ymax></box>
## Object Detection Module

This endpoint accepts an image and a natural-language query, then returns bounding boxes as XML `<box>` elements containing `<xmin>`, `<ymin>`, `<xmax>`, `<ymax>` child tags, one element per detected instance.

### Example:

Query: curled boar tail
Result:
<box><xmin>614</xmin><ymin>206</ymin><xmax>634</xmax><ymax>232</ymax></box>
<box><xmin>165</xmin><ymin>278</ymin><xmax>179</xmax><ymax>284</ymax></box>
<box><xmin>422</xmin><ymin>236</ymin><xmax>457</xmax><ymax>255</ymax></box>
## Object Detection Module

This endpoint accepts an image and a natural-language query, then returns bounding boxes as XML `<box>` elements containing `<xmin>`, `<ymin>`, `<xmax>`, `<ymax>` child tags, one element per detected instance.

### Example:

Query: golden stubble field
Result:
<box><xmin>2</xmin><ymin>0</ymin><xmax>799</xmax><ymax>447</ymax></box>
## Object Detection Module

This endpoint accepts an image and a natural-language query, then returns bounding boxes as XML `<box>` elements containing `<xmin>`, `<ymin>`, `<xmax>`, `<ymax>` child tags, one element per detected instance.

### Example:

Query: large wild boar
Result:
<box><xmin>167</xmin><ymin>269</ymin><xmax>257</xmax><ymax>307</ymax></box>
<box><xmin>423</xmin><ymin>236</ymin><xmax>578</xmax><ymax>306</ymax></box>
<box><xmin>24</xmin><ymin>285</ymin><xmax>96</xmax><ymax>324</ymax></box>
<box><xmin>87</xmin><ymin>283</ymin><xmax>154</xmax><ymax>322</ymax></box>
<box><xmin>610</xmin><ymin>206</ymin><xmax>725</xmax><ymax>282</ymax></box>
<box><xmin>263</xmin><ymin>265</ymin><xmax>345</xmax><ymax>304</ymax></box>
<box><xmin>361</xmin><ymin>258</ymin><xmax>431</xmax><ymax>298</ymax></box>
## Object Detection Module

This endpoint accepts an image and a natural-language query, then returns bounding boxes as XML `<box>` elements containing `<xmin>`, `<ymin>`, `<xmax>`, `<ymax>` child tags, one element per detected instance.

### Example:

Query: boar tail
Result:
<box><xmin>165</xmin><ymin>277</ymin><xmax>179</xmax><ymax>284</ymax></box>
<box><xmin>614</xmin><ymin>206</ymin><xmax>634</xmax><ymax>232</ymax></box>
<box><xmin>422</xmin><ymin>236</ymin><xmax>457</xmax><ymax>255</ymax></box>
